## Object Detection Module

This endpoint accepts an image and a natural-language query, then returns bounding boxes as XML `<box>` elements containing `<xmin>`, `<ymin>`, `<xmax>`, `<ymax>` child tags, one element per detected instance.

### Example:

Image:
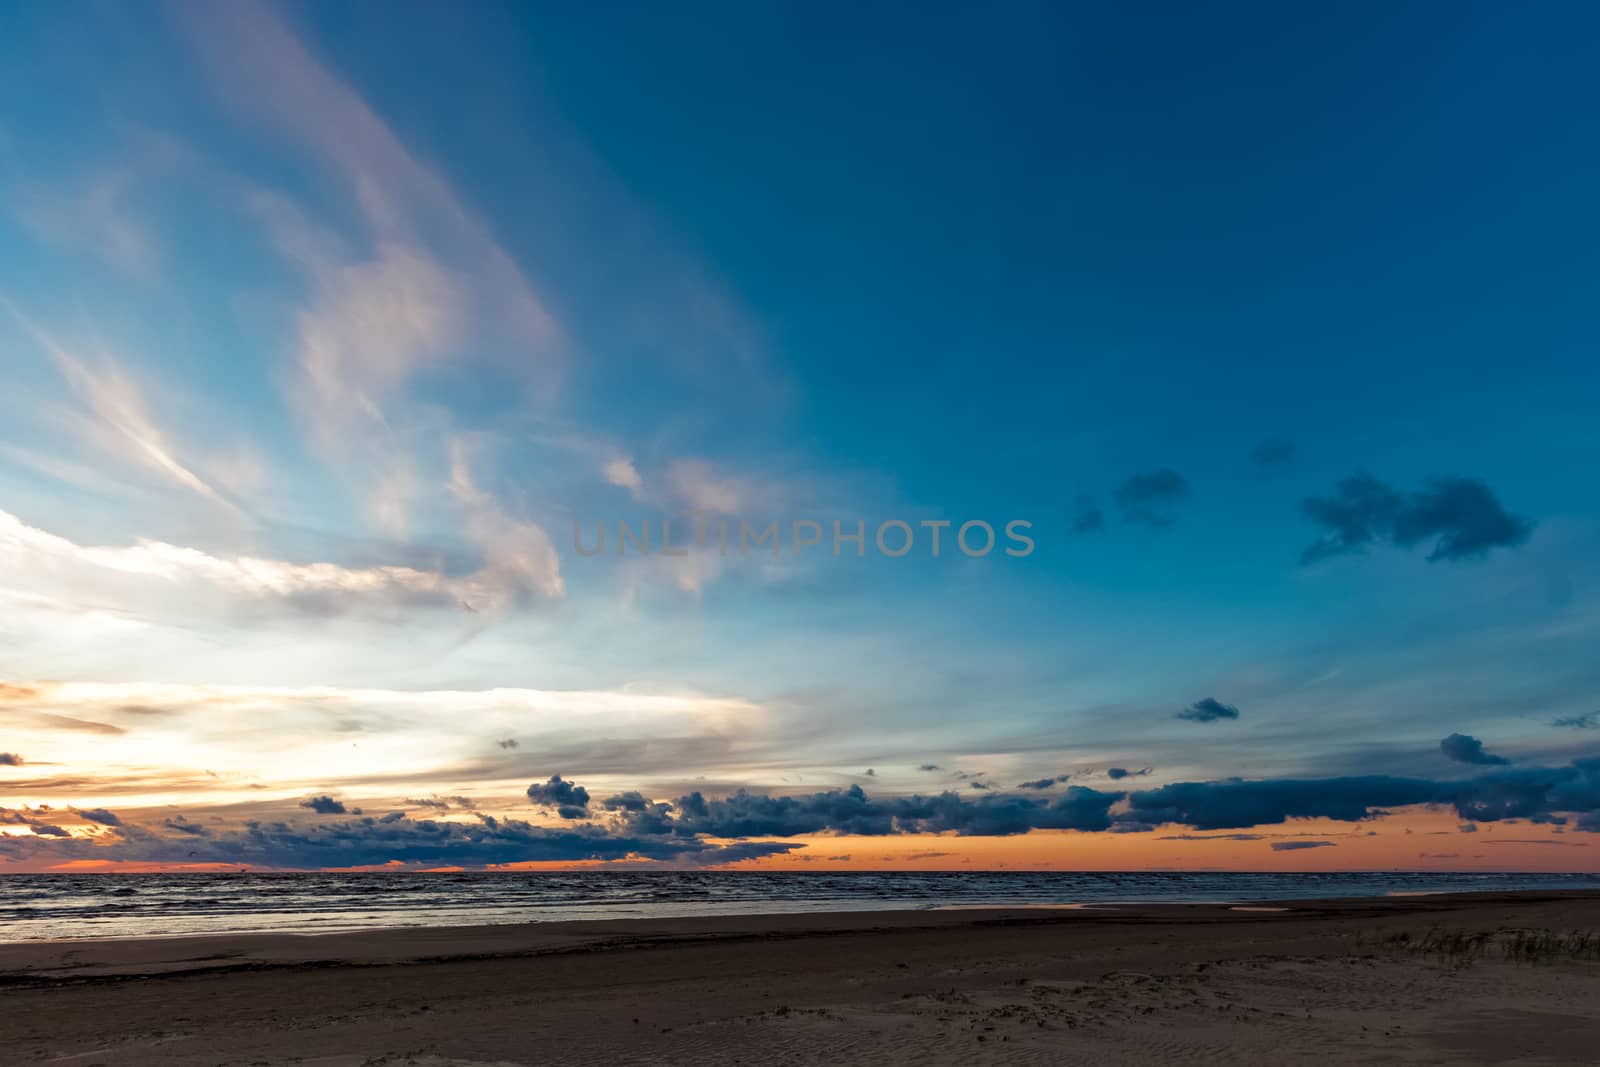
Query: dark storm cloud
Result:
<box><xmin>13</xmin><ymin>758</ymin><xmax>1600</xmax><ymax>870</ymax></box>
<box><xmin>0</xmin><ymin>809</ymin><xmax>803</xmax><ymax>869</ymax></box>
<box><xmin>663</xmin><ymin>785</ymin><xmax>896</xmax><ymax>837</ymax></box>
<box><xmin>405</xmin><ymin>795</ymin><xmax>475</xmax><ymax>811</ymax></box>
<box><xmin>1299</xmin><ymin>473</ymin><xmax>1532</xmax><ymax>565</ymax></box>
<box><xmin>1158</xmin><ymin>833</ymin><xmax>1266</xmax><ymax>841</ymax></box>
<box><xmin>1113</xmin><ymin>469</ymin><xmax>1191</xmax><ymax>528</ymax></box>
<box><xmin>0</xmin><ymin>753</ymin><xmax>22</xmax><ymax>766</ymax></box>
<box><xmin>1123</xmin><ymin>776</ymin><xmax>1438</xmax><ymax>830</ymax></box>
<box><xmin>300</xmin><ymin>795</ymin><xmax>347</xmax><ymax>815</ymax></box>
<box><xmin>1250</xmin><ymin>437</ymin><xmax>1297</xmax><ymax>472</ymax></box>
<box><xmin>526</xmin><ymin>775</ymin><xmax>591</xmax><ymax>819</ymax></box>
<box><xmin>1176</xmin><ymin>698</ymin><xmax>1240</xmax><ymax>723</ymax></box>
<box><xmin>602</xmin><ymin>791</ymin><xmax>651</xmax><ymax>812</ymax></box>
<box><xmin>0</xmin><ymin>806</ymin><xmax>84</xmax><ymax>839</ymax></box>
<box><xmin>1440</xmin><ymin>733</ymin><xmax>1510</xmax><ymax>766</ymax></box>
<box><xmin>1435</xmin><ymin>762</ymin><xmax>1600</xmax><ymax>823</ymax></box>
<box><xmin>654</xmin><ymin>784</ymin><xmax>1122</xmax><ymax>839</ymax></box>
<box><xmin>1071</xmin><ymin>495</ymin><xmax>1105</xmax><ymax>534</ymax></box>
<box><xmin>1270</xmin><ymin>840</ymin><xmax>1333</xmax><ymax>851</ymax></box>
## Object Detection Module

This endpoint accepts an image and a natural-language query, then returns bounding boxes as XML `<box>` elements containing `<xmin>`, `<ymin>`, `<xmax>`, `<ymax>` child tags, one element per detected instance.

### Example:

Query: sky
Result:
<box><xmin>2</xmin><ymin>0</ymin><xmax>1599</xmax><ymax>873</ymax></box>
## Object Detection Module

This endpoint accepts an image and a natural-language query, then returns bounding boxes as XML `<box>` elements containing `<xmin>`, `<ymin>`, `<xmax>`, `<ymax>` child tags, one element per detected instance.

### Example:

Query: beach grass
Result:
<box><xmin>1358</xmin><ymin>926</ymin><xmax>1600</xmax><ymax>965</ymax></box>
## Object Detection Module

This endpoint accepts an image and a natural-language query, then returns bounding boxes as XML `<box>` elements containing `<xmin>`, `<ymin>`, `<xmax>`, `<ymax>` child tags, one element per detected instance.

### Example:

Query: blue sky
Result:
<box><xmin>2</xmin><ymin>2</ymin><xmax>1599</xmax><ymax>870</ymax></box>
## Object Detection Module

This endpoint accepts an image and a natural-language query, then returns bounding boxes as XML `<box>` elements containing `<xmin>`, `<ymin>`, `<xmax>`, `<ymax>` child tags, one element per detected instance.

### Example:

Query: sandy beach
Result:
<box><xmin>2</xmin><ymin>890</ymin><xmax>1598</xmax><ymax>1065</ymax></box>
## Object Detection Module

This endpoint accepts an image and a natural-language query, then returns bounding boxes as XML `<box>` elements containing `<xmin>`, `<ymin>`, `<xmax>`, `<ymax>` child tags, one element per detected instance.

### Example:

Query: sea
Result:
<box><xmin>4</xmin><ymin>870</ymin><xmax>1600</xmax><ymax>941</ymax></box>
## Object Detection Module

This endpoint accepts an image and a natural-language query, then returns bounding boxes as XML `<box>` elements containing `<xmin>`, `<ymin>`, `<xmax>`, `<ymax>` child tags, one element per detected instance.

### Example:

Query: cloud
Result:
<box><xmin>1440</xmin><ymin>733</ymin><xmax>1510</xmax><ymax>766</ymax></box>
<box><xmin>1106</xmin><ymin>767</ymin><xmax>1152</xmax><ymax>780</ymax></box>
<box><xmin>9</xmin><ymin>759</ymin><xmax>1600</xmax><ymax>870</ymax></box>
<box><xmin>169</xmin><ymin>3</ymin><xmax>579</xmax><ymax>571</ymax></box>
<box><xmin>1113</xmin><ymin>469</ymin><xmax>1190</xmax><ymax>528</ymax></box>
<box><xmin>604</xmin><ymin>458</ymin><xmax>644</xmax><ymax>495</ymax></box>
<box><xmin>12</xmin><ymin>163</ymin><xmax>160</xmax><ymax>276</ymax></box>
<box><xmin>0</xmin><ymin>507</ymin><xmax>548</xmax><ymax>618</ymax></box>
<box><xmin>2</xmin><ymin>304</ymin><xmax>241</xmax><ymax>515</ymax></box>
<box><xmin>1124</xmin><ymin>776</ymin><xmax>1438</xmax><ymax>830</ymax></box>
<box><xmin>447</xmin><ymin>440</ymin><xmax>564</xmax><ymax>605</ymax></box>
<box><xmin>300</xmin><ymin>795</ymin><xmax>347</xmax><ymax>815</ymax></box>
<box><xmin>1250</xmin><ymin>438</ymin><xmax>1297</xmax><ymax>472</ymax></box>
<box><xmin>496</xmin><ymin>738</ymin><xmax>520</xmax><ymax>750</ymax></box>
<box><xmin>602</xmin><ymin>792</ymin><xmax>652</xmax><ymax>813</ymax></box>
<box><xmin>526</xmin><ymin>775</ymin><xmax>591</xmax><ymax>819</ymax></box>
<box><xmin>665</xmin><ymin>459</ymin><xmax>746</xmax><ymax>515</ymax></box>
<box><xmin>655</xmin><ymin>783</ymin><xmax>1123</xmax><ymax>839</ymax></box>
<box><xmin>0</xmin><ymin>753</ymin><xmax>22</xmax><ymax>766</ymax></box>
<box><xmin>0</xmin><ymin>808</ymin><xmax>798</xmax><ymax>869</ymax></box>
<box><xmin>1435</xmin><ymin>762</ymin><xmax>1600</xmax><ymax>823</ymax></box>
<box><xmin>1176</xmin><ymin>697</ymin><xmax>1240</xmax><ymax>723</ymax></box>
<box><xmin>0</xmin><ymin>679</ymin><xmax>765</xmax><ymax>803</ymax></box>
<box><xmin>1300</xmin><ymin>473</ymin><xmax>1532</xmax><ymax>565</ymax></box>
<box><xmin>1126</xmin><ymin>760</ymin><xmax>1600</xmax><ymax>831</ymax></box>
<box><xmin>1016</xmin><ymin>775</ymin><xmax>1070</xmax><ymax>790</ymax></box>
<box><xmin>1071</xmin><ymin>495</ymin><xmax>1105</xmax><ymax>534</ymax></box>
<box><xmin>404</xmin><ymin>796</ymin><xmax>474</xmax><ymax>812</ymax></box>
<box><xmin>918</xmin><ymin>764</ymin><xmax>942</xmax><ymax>772</ymax></box>
<box><xmin>1158</xmin><ymin>833</ymin><xmax>1265</xmax><ymax>841</ymax></box>
<box><xmin>178</xmin><ymin>3</ymin><xmax>561</xmax><ymax>378</ymax></box>
<box><xmin>285</xmin><ymin>240</ymin><xmax>467</xmax><ymax>456</ymax></box>
<box><xmin>75</xmin><ymin>808</ymin><xmax>122</xmax><ymax>826</ymax></box>
<box><xmin>1270</xmin><ymin>840</ymin><xmax>1334</xmax><ymax>851</ymax></box>
<box><xmin>1553</xmin><ymin>712</ymin><xmax>1600</xmax><ymax>730</ymax></box>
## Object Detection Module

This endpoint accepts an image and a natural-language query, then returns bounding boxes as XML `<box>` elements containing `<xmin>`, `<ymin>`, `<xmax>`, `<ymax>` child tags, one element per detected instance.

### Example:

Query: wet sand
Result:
<box><xmin>3</xmin><ymin>890</ymin><xmax>1599</xmax><ymax>1064</ymax></box>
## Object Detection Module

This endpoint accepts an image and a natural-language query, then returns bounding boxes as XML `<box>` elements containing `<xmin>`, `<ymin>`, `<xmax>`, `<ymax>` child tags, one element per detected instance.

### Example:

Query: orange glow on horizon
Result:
<box><xmin>2</xmin><ymin>806</ymin><xmax>1591</xmax><ymax>874</ymax></box>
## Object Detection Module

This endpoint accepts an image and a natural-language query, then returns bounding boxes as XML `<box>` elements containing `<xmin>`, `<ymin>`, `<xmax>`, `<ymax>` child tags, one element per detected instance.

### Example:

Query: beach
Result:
<box><xmin>4</xmin><ymin>890</ymin><xmax>1599</xmax><ymax>1065</ymax></box>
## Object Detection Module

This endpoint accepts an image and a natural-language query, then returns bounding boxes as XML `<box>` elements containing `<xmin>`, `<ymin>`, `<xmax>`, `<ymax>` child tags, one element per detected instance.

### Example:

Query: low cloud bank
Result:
<box><xmin>8</xmin><ymin>759</ymin><xmax>1600</xmax><ymax>869</ymax></box>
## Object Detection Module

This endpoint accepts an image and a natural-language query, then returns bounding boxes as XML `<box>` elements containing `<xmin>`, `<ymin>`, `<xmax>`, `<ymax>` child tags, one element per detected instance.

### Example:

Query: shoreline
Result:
<box><xmin>5</xmin><ymin>888</ymin><xmax>1599</xmax><ymax>983</ymax></box>
<box><xmin>9</xmin><ymin>873</ymin><xmax>1599</xmax><ymax>947</ymax></box>
<box><xmin>5</xmin><ymin>889</ymin><xmax>1599</xmax><ymax>1064</ymax></box>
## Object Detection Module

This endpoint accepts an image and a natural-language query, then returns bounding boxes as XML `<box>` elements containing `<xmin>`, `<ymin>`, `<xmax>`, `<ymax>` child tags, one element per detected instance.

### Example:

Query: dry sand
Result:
<box><xmin>3</xmin><ymin>890</ymin><xmax>1599</xmax><ymax>1065</ymax></box>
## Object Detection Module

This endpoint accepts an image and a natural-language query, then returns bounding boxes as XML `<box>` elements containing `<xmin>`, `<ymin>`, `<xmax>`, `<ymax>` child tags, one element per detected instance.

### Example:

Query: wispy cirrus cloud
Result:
<box><xmin>175</xmin><ymin>1</ymin><xmax>562</xmax><ymax>374</ymax></box>
<box><xmin>0</xmin><ymin>506</ymin><xmax>555</xmax><ymax>620</ymax></box>
<box><xmin>11</xmin><ymin>167</ymin><xmax>159</xmax><ymax>277</ymax></box>
<box><xmin>1</xmin><ymin>303</ymin><xmax>243</xmax><ymax>516</ymax></box>
<box><xmin>170</xmin><ymin>3</ymin><xmax>567</xmax><ymax>557</ymax></box>
<box><xmin>447</xmin><ymin>439</ymin><xmax>563</xmax><ymax>603</ymax></box>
